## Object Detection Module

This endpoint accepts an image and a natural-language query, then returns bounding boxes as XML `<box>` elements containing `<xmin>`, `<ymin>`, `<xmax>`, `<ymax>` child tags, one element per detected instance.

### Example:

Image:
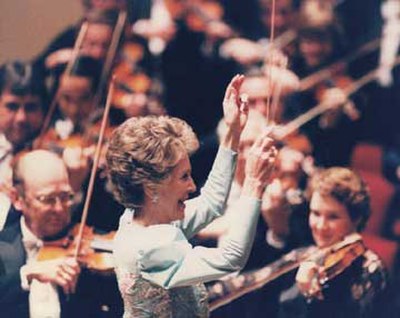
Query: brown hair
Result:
<box><xmin>311</xmin><ymin>167</ymin><xmax>370</xmax><ymax>230</ymax></box>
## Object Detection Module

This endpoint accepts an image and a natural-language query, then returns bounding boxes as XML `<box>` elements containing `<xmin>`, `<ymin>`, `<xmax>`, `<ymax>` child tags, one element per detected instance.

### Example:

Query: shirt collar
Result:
<box><xmin>20</xmin><ymin>216</ymin><xmax>43</xmax><ymax>251</ymax></box>
<box><xmin>0</xmin><ymin>134</ymin><xmax>13</xmax><ymax>156</ymax></box>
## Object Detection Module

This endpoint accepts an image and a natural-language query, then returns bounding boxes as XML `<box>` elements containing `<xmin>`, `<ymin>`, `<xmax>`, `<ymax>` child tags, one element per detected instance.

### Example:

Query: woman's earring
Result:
<box><xmin>152</xmin><ymin>193</ymin><xmax>159</xmax><ymax>204</ymax></box>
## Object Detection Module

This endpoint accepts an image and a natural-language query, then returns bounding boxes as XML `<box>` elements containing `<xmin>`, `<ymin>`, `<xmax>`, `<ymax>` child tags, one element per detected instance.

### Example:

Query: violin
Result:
<box><xmin>208</xmin><ymin>233</ymin><xmax>365</xmax><ymax>311</ymax></box>
<box><xmin>165</xmin><ymin>0</ymin><xmax>234</xmax><ymax>37</ymax></box>
<box><xmin>37</xmin><ymin>223</ymin><xmax>115</xmax><ymax>274</ymax></box>
<box><xmin>38</xmin><ymin>116</ymin><xmax>114</xmax><ymax>154</ymax></box>
<box><xmin>273</xmin><ymin>64</ymin><xmax>386</xmax><ymax>141</ymax></box>
<box><xmin>299</xmin><ymin>38</ymin><xmax>381</xmax><ymax>92</ymax></box>
<box><xmin>297</xmin><ymin>234</ymin><xmax>366</xmax><ymax>300</ymax></box>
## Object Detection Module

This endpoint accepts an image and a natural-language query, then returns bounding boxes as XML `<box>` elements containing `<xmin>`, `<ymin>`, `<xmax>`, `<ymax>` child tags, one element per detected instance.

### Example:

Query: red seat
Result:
<box><xmin>362</xmin><ymin>233</ymin><xmax>398</xmax><ymax>274</ymax></box>
<box><xmin>351</xmin><ymin>143</ymin><xmax>383</xmax><ymax>174</ymax></box>
<box><xmin>358</xmin><ymin>170</ymin><xmax>395</xmax><ymax>235</ymax></box>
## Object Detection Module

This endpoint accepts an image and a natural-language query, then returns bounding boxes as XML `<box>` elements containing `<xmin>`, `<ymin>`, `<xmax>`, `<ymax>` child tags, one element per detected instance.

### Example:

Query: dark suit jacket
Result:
<box><xmin>0</xmin><ymin>220</ymin><xmax>29</xmax><ymax>317</ymax></box>
<box><xmin>0</xmin><ymin>215</ymin><xmax>123</xmax><ymax>318</ymax></box>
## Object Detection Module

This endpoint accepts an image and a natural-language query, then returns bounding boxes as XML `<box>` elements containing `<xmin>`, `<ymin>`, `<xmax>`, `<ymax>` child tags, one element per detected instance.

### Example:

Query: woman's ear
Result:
<box><xmin>143</xmin><ymin>184</ymin><xmax>159</xmax><ymax>204</ymax></box>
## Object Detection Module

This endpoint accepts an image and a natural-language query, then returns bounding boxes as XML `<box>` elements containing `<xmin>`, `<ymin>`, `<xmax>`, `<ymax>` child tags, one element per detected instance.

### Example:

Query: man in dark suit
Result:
<box><xmin>0</xmin><ymin>150</ymin><xmax>122</xmax><ymax>318</ymax></box>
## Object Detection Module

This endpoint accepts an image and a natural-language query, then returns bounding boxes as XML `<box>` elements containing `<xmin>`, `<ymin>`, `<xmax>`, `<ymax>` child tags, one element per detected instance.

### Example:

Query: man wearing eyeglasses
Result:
<box><xmin>0</xmin><ymin>150</ymin><xmax>78</xmax><ymax>318</ymax></box>
<box><xmin>0</xmin><ymin>150</ymin><xmax>122</xmax><ymax>317</ymax></box>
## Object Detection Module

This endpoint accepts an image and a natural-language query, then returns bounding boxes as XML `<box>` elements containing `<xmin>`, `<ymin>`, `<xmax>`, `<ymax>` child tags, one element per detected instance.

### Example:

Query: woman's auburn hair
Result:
<box><xmin>311</xmin><ymin>167</ymin><xmax>370</xmax><ymax>231</ymax></box>
<box><xmin>106</xmin><ymin>116</ymin><xmax>199</xmax><ymax>208</ymax></box>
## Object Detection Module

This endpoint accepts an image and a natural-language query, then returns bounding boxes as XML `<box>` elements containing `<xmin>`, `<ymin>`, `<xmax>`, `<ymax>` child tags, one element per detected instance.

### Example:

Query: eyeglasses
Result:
<box><xmin>33</xmin><ymin>191</ymin><xmax>75</xmax><ymax>207</ymax></box>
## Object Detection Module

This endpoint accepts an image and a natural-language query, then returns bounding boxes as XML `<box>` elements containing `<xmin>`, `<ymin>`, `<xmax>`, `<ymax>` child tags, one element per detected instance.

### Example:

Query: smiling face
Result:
<box><xmin>14</xmin><ymin>151</ymin><xmax>73</xmax><ymax>239</ymax></box>
<box><xmin>309</xmin><ymin>192</ymin><xmax>357</xmax><ymax>248</ymax></box>
<box><xmin>154</xmin><ymin>153</ymin><xmax>197</xmax><ymax>224</ymax></box>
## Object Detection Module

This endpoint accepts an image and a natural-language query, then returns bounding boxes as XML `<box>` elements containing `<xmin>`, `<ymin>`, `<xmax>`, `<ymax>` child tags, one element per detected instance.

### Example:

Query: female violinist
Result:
<box><xmin>207</xmin><ymin>167</ymin><xmax>387</xmax><ymax>318</ymax></box>
<box><xmin>279</xmin><ymin>167</ymin><xmax>387</xmax><ymax>318</ymax></box>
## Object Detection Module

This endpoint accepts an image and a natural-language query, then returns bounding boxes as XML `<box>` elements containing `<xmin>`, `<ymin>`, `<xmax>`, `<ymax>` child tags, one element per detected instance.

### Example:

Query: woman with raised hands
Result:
<box><xmin>106</xmin><ymin>75</ymin><xmax>278</xmax><ymax>317</ymax></box>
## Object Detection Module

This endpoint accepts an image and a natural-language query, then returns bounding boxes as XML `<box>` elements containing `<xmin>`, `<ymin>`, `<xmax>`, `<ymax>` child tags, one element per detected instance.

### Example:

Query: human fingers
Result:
<box><xmin>223</xmin><ymin>74</ymin><xmax>241</xmax><ymax>103</ymax></box>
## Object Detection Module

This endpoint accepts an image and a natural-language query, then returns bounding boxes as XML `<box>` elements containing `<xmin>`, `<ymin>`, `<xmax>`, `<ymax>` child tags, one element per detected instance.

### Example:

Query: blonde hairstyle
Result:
<box><xmin>106</xmin><ymin>116</ymin><xmax>199</xmax><ymax>208</ymax></box>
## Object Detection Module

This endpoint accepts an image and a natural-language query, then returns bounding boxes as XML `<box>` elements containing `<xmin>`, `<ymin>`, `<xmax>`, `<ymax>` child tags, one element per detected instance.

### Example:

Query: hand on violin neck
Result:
<box><xmin>62</xmin><ymin>146</ymin><xmax>94</xmax><ymax>192</ymax></box>
<box><xmin>220</xmin><ymin>38</ymin><xmax>265</xmax><ymax>65</ymax></box>
<box><xmin>321</xmin><ymin>87</ymin><xmax>348</xmax><ymax>110</ymax></box>
<box><xmin>205</xmin><ymin>20</ymin><xmax>233</xmax><ymax>40</ymax></box>
<box><xmin>23</xmin><ymin>257</ymin><xmax>81</xmax><ymax>295</ymax></box>
<box><xmin>296</xmin><ymin>260</ymin><xmax>324</xmax><ymax>300</ymax></box>
<box><xmin>132</xmin><ymin>19</ymin><xmax>176</xmax><ymax>41</ymax></box>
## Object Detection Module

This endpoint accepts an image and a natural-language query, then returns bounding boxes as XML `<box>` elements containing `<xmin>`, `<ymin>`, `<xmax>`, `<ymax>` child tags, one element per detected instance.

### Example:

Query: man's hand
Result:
<box><xmin>25</xmin><ymin>258</ymin><xmax>81</xmax><ymax>295</ymax></box>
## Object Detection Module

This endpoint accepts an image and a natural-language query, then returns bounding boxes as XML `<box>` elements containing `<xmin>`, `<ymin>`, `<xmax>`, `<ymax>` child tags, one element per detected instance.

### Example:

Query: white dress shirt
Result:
<box><xmin>20</xmin><ymin>217</ymin><xmax>61</xmax><ymax>318</ymax></box>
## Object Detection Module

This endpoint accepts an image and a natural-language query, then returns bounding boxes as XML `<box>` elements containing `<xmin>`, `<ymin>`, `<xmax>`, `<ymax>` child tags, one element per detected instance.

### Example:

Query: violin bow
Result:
<box><xmin>299</xmin><ymin>38</ymin><xmax>381</xmax><ymax>92</ymax></box>
<box><xmin>264</xmin><ymin>0</ymin><xmax>276</xmax><ymax>124</ymax></box>
<box><xmin>265</xmin><ymin>0</ymin><xmax>287</xmax><ymax>125</ymax></box>
<box><xmin>73</xmin><ymin>78</ymin><xmax>115</xmax><ymax>260</ymax></box>
<box><xmin>208</xmin><ymin>246</ymin><xmax>316</xmax><ymax>311</ymax></box>
<box><xmin>276</xmin><ymin>54</ymin><xmax>400</xmax><ymax>139</ymax></box>
<box><xmin>92</xmin><ymin>10</ymin><xmax>127</xmax><ymax>109</ymax></box>
<box><xmin>208</xmin><ymin>233</ymin><xmax>363</xmax><ymax>311</ymax></box>
<box><xmin>78</xmin><ymin>10</ymin><xmax>127</xmax><ymax>149</ymax></box>
<box><xmin>35</xmin><ymin>22</ymin><xmax>89</xmax><ymax>148</ymax></box>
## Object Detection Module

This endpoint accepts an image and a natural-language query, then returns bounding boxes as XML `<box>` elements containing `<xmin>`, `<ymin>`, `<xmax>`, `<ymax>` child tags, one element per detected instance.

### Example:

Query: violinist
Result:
<box><xmin>40</xmin><ymin>56</ymin><xmax>126</xmax><ymax>232</ymax></box>
<box><xmin>39</xmin><ymin>56</ymin><xmax>101</xmax><ymax>194</ymax></box>
<box><xmin>0</xmin><ymin>150</ymin><xmax>122</xmax><ymax>318</ymax></box>
<box><xmin>0</xmin><ymin>60</ymin><xmax>47</xmax><ymax>226</ymax></box>
<box><xmin>239</xmin><ymin>68</ymin><xmax>300</xmax><ymax>121</ymax></box>
<box><xmin>34</xmin><ymin>7</ymin><xmax>119</xmax><ymax>75</ymax></box>
<box><xmin>278</xmin><ymin>167</ymin><xmax>387</xmax><ymax>318</ymax></box>
<box><xmin>208</xmin><ymin>167</ymin><xmax>387</xmax><ymax>318</ymax></box>
<box><xmin>82</xmin><ymin>0</ymin><xmax>126</xmax><ymax>11</ymax></box>
<box><xmin>46</xmin><ymin>56</ymin><xmax>101</xmax><ymax>139</ymax></box>
<box><xmin>284</xmin><ymin>18</ymin><xmax>363</xmax><ymax>167</ymax></box>
<box><xmin>219</xmin><ymin>0</ymin><xmax>298</xmax><ymax>67</ymax></box>
<box><xmin>203</xmin><ymin>117</ymin><xmax>313</xmax><ymax>318</ymax></box>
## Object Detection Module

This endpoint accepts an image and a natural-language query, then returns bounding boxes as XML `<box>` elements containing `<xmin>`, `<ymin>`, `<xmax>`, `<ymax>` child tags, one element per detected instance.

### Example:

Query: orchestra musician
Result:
<box><xmin>283</xmin><ymin>18</ymin><xmax>363</xmax><ymax>167</ymax></box>
<box><xmin>0</xmin><ymin>149</ymin><xmax>122</xmax><ymax>318</ymax></box>
<box><xmin>34</xmin><ymin>7</ymin><xmax>120</xmax><ymax>76</ymax></box>
<box><xmin>208</xmin><ymin>167</ymin><xmax>388</xmax><ymax>318</ymax></box>
<box><xmin>0</xmin><ymin>60</ymin><xmax>47</xmax><ymax>229</ymax></box>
